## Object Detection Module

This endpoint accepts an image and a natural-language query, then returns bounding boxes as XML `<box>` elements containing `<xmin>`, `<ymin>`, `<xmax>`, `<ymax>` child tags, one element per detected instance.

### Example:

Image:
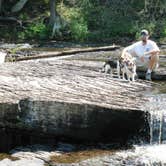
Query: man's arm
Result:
<box><xmin>144</xmin><ymin>49</ymin><xmax>160</xmax><ymax>56</ymax></box>
<box><xmin>145</xmin><ymin>41</ymin><xmax>160</xmax><ymax>56</ymax></box>
<box><xmin>121</xmin><ymin>47</ymin><xmax>128</xmax><ymax>59</ymax></box>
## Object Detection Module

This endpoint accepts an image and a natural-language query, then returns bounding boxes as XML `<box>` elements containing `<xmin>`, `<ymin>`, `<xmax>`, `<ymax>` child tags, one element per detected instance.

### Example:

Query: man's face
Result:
<box><xmin>141</xmin><ymin>34</ymin><xmax>149</xmax><ymax>42</ymax></box>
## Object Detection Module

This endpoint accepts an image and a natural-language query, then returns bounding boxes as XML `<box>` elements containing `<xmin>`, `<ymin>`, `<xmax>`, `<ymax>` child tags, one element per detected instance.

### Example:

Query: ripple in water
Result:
<box><xmin>102</xmin><ymin>144</ymin><xmax>166</xmax><ymax>166</ymax></box>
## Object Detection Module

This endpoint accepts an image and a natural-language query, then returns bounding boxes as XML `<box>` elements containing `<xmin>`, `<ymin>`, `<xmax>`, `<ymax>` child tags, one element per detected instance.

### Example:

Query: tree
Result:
<box><xmin>49</xmin><ymin>0</ymin><xmax>66</xmax><ymax>38</ymax></box>
<box><xmin>11</xmin><ymin>0</ymin><xmax>29</xmax><ymax>13</ymax></box>
<box><xmin>0</xmin><ymin>0</ymin><xmax>3</xmax><ymax>14</ymax></box>
<box><xmin>49</xmin><ymin>0</ymin><xmax>57</xmax><ymax>26</ymax></box>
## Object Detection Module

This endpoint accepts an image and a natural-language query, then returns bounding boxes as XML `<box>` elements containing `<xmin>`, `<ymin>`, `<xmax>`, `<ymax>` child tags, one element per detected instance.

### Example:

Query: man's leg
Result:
<box><xmin>148</xmin><ymin>53</ymin><xmax>159</xmax><ymax>70</ymax></box>
<box><xmin>146</xmin><ymin>53</ymin><xmax>159</xmax><ymax>80</ymax></box>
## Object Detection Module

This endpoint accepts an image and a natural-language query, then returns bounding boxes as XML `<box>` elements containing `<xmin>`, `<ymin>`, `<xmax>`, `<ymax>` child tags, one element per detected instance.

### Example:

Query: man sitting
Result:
<box><xmin>121</xmin><ymin>29</ymin><xmax>160</xmax><ymax>81</ymax></box>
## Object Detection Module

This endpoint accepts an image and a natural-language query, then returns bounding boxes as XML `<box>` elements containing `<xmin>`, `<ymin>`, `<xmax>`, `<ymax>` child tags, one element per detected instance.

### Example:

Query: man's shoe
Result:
<box><xmin>145</xmin><ymin>72</ymin><xmax>152</xmax><ymax>81</ymax></box>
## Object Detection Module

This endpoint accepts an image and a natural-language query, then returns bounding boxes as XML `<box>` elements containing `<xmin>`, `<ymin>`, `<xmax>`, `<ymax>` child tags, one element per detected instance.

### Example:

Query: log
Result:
<box><xmin>14</xmin><ymin>45</ymin><xmax>120</xmax><ymax>61</ymax></box>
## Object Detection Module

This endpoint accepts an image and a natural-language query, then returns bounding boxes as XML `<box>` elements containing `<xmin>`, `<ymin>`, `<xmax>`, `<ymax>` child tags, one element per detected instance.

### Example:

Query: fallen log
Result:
<box><xmin>14</xmin><ymin>45</ymin><xmax>120</xmax><ymax>61</ymax></box>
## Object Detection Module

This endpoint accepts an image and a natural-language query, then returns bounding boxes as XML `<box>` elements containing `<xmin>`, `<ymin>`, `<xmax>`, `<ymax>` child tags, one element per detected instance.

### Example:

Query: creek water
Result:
<box><xmin>99</xmin><ymin>93</ymin><xmax>166</xmax><ymax>166</ymax></box>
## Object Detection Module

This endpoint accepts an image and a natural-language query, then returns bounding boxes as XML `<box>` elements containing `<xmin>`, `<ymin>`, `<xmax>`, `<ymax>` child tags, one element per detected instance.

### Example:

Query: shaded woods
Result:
<box><xmin>0</xmin><ymin>0</ymin><xmax>166</xmax><ymax>43</ymax></box>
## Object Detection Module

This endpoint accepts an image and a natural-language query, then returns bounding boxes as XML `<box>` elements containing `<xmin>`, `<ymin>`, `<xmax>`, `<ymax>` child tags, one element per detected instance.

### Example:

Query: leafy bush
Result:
<box><xmin>57</xmin><ymin>4</ymin><xmax>89</xmax><ymax>41</ymax></box>
<box><xmin>18</xmin><ymin>22</ymin><xmax>51</xmax><ymax>40</ymax></box>
<box><xmin>135</xmin><ymin>22</ymin><xmax>156</xmax><ymax>40</ymax></box>
<box><xmin>70</xmin><ymin>20</ymin><xmax>88</xmax><ymax>41</ymax></box>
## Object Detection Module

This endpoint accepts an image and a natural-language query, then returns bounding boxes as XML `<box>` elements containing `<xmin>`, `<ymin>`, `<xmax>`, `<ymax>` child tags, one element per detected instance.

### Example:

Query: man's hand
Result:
<box><xmin>140</xmin><ymin>56</ymin><xmax>144</xmax><ymax>62</ymax></box>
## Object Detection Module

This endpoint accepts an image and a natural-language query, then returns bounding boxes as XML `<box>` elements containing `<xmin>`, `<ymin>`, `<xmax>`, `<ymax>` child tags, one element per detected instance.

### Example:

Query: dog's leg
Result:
<box><xmin>110</xmin><ymin>69</ymin><xmax>113</xmax><ymax>77</ymax></box>
<box><xmin>117</xmin><ymin>60</ymin><xmax>121</xmax><ymax>78</ymax></box>
<box><xmin>126</xmin><ymin>73</ymin><xmax>130</xmax><ymax>81</ymax></box>
<box><xmin>122</xmin><ymin>70</ymin><xmax>125</xmax><ymax>80</ymax></box>
<box><xmin>100</xmin><ymin>62</ymin><xmax>106</xmax><ymax>73</ymax></box>
<box><xmin>131</xmin><ymin>73</ymin><xmax>135</xmax><ymax>81</ymax></box>
<box><xmin>128</xmin><ymin>75</ymin><xmax>131</xmax><ymax>81</ymax></box>
<box><xmin>126</xmin><ymin>68</ymin><xmax>130</xmax><ymax>81</ymax></box>
<box><xmin>132</xmin><ymin>65</ymin><xmax>137</xmax><ymax>81</ymax></box>
<box><xmin>105</xmin><ymin>64</ymin><xmax>111</xmax><ymax>74</ymax></box>
<box><xmin>122</xmin><ymin>64</ymin><xmax>128</xmax><ymax>80</ymax></box>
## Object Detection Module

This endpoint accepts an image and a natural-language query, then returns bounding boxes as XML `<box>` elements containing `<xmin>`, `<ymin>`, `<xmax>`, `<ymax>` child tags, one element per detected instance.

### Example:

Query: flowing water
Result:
<box><xmin>99</xmin><ymin>93</ymin><xmax>166</xmax><ymax>166</ymax></box>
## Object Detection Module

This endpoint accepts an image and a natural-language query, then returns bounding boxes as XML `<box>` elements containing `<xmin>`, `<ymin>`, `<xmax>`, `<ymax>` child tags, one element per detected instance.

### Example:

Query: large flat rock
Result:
<box><xmin>0</xmin><ymin>60</ymin><xmax>150</xmax><ymax>146</ymax></box>
<box><xmin>0</xmin><ymin>60</ymin><xmax>150</xmax><ymax>108</ymax></box>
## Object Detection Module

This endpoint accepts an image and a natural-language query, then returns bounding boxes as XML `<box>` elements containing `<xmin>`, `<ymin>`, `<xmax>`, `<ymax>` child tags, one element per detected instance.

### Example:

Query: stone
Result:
<box><xmin>0</xmin><ymin>59</ymin><xmax>150</xmax><ymax>151</ymax></box>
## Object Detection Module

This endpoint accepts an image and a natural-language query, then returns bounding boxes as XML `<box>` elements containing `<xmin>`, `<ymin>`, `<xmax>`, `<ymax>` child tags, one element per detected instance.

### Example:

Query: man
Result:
<box><xmin>121</xmin><ymin>29</ymin><xmax>160</xmax><ymax>80</ymax></box>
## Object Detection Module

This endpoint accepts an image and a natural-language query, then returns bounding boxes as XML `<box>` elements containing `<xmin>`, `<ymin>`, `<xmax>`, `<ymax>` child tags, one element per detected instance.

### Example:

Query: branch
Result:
<box><xmin>0</xmin><ymin>16</ymin><xmax>22</xmax><ymax>26</ymax></box>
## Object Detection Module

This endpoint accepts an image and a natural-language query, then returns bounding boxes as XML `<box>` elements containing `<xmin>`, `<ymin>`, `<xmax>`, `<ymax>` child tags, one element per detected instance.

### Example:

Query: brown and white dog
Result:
<box><xmin>101</xmin><ymin>55</ymin><xmax>137</xmax><ymax>81</ymax></box>
<box><xmin>117</xmin><ymin>56</ymin><xmax>137</xmax><ymax>81</ymax></box>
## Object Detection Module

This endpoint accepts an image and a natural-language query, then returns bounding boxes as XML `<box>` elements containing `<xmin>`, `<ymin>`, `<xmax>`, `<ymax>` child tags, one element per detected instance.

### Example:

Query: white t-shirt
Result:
<box><xmin>125</xmin><ymin>40</ymin><xmax>160</xmax><ymax>58</ymax></box>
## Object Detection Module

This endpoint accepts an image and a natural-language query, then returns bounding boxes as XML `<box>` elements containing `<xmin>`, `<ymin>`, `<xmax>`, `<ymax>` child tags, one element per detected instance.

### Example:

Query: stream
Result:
<box><xmin>0</xmin><ymin>45</ymin><xmax>165</xmax><ymax>166</ymax></box>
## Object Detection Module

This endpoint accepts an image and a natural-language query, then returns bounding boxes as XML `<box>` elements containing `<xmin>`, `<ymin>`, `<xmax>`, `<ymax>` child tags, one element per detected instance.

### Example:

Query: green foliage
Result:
<box><xmin>19</xmin><ymin>13</ymin><xmax>29</xmax><ymax>20</ymax></box>
<box><xmin>57</xmin><ymin>4</ymin><xmax>89</xmax><ymax>41</ymax></box>
<box><xmin>70</xmin><ymin>19</ymin><xmax>88</xmax><ymax>41</ymax></box>
<box><xmin>135</xmin><ymin>22</ymin><xmax>156</xmax><ymax>40</ymax></box>
<box><xmin>153</xmin><ymin>20</ymin><xmax>166</xmax><ymax>42</ymax></box>
<box><xmin>18</xmin><ymin>22</ymin><xmax>51</xmax><ymax>40</ymax></box>
<box><xmin>2</xmin><ymin>0</ymin><xmax>166</xmax><ymax>42</ymax></box>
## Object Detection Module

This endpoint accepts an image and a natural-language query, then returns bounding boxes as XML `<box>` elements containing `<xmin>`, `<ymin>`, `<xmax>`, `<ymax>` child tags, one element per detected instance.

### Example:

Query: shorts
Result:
<box><xmin>135</xmin><ymin>56</ymin><xmax>150</xmax><ymax>67</ymax></box>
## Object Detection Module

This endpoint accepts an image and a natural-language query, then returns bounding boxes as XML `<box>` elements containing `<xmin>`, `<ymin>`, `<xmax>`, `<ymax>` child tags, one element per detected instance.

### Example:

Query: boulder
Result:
<box><xmin>0</xmin><ymin>60</ymin><xmax>150</xmax><ymax>151</ymax></box>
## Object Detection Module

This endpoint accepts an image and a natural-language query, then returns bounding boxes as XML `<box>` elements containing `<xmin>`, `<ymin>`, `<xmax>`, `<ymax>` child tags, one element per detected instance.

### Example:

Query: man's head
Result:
<box><xmin>140</xmin><ymin>29</ymin><xmax>149</xmax><ymax>42</ymax></box>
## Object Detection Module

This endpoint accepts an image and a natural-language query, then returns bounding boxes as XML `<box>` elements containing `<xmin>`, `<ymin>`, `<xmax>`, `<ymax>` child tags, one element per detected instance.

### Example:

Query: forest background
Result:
<box><xmin>0</xmin><ymin>0</ymin><xmax>166</xmax><ymax>44</ymax></box>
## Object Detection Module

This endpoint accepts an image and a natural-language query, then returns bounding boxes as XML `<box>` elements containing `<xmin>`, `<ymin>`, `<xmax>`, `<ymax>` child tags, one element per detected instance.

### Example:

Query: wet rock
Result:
<box><xmin>56</xmin><ymin>143</ymin><xmax>76</xmax><ymax>152</ymax></box>
<box><xmin>0</xmin><ymin>60</ymin><xmax>150</xmax><ymax>150</ymax></box>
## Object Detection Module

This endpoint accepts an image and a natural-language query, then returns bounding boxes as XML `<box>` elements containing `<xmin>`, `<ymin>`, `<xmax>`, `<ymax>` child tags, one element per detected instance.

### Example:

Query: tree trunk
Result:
<box><xmin>0</xmin><ymin>0</ymin><xmax>3</xmax><ymax>14</ymax></box>
<box><xmin>49</xmin><ymin>0</ymin><xmax>56</xmax><ymax>26</ymax></box>
<box><xmin>11</xmin><ymin>0</ymin><xmax>28</xmax><ymax>13</ymax></box>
